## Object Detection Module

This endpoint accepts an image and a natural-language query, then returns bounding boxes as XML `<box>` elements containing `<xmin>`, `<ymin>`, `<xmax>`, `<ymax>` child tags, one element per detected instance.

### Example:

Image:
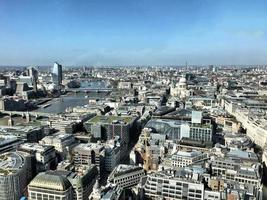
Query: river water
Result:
<box><xmin>36</xmin><ymin>80</ymin><xmax>110</xmax><ymax>114</ymax></box>
<box><xmin>0</xmin><ymin>80</ymin><xmax>110</xmax><ymax>125</ymax></box>
<box><xmin>36</xmin><ymin>92</ymin><xmax>108</xmax><ymax>114</ymax></box>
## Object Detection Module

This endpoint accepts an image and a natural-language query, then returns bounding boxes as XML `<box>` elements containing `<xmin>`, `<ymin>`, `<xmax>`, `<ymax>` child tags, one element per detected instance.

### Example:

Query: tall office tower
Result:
<box><xmin>26</xmin><ymin>67</ymin><xmax>38</xmax><ymax>92</ymax></box>
<box><xmin>52</xmin><ymin>62</ymin><xmax>63</xmax><ymax>86</ymax></box>
<box><xmin>28</xmin><ymin>171</ymin><xmax>73</xmax><ymax>200</ymax></box>
<box><xmin>0</xmin><ymin>152</ymin><xmax>32</xmax><ymax>200</ymax></box>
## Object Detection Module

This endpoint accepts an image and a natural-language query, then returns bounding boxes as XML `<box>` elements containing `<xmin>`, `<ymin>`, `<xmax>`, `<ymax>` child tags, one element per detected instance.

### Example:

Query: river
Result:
<box><xmin>36</xmin><ymin>80</ymin><xmax>110</xmax><ymax>114</ymax></box>
<box><xmin>36</xmin><ymin>92</ymin><xmax>108</xmax><ymax>114</ymax></box>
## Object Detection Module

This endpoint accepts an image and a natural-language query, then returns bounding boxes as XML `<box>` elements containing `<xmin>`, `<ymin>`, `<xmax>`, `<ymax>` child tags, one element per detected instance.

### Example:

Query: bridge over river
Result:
<box><xmin>66</xmin><ymin>87</ymin><xmax>112</xmax><ymax>93</ymax></box>
<box><xmin>0</xmin><ymin>110</ymin><xmax>54</xmax><ymax>118</ymax></box>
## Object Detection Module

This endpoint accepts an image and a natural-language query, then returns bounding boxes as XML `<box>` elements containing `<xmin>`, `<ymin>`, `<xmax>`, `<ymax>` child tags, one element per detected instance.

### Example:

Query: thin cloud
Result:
<box><xmin>235</xmin><ymin>30</ymin><xmax>265</xmax><ymax>38</ymax></box>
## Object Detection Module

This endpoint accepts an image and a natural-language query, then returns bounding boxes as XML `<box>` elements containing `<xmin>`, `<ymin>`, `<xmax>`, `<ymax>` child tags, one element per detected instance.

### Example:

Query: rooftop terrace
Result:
<box><xmin>86</xmin><ymin>115</ymin><xmax>135</xmax><ymax>124</ymax></box>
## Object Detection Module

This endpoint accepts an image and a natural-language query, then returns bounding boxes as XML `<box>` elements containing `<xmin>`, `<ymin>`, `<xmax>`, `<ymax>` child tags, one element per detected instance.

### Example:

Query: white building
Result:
<box><xmin>210</xmin><ymin>155</ymin><xmax>261</xmax><ymax>195</ymax></box>
<box><xmin>204</xmin><ymin>190</ymin><xmax>221</xmax><ymax>200</ymax></box>
<box><xmin>223</xmin><ymin>97</ymin><xmax>267</xmax><ymax>147</ymax></box>
<box><xmin>142</xmin><ymin>170</ymin><xmax>205</xmax><ymax>200</ymax></box>
<box><xmin>171</xmin><ymin>75</ymin><xmax>190</xmax><ymax>99</ymax></box>
<box><xmin>19</xmin><ymin>143</ymin><xmax>57</xmax><ymax>172</ymax></box>
<box><xmin>171</xmin><ymin>151</ymin><xmax>208</xmax><ymax>167</ymax></box>
<box><xmin>108</xmin><ymin>164</ymin><xmax>145</xmax><ymax>189</ymax></box>
<box><xmin>39</xmin><ymin>133</ymin><xmax>75</xmax><ymax>159</ymax></box>
<box><xmin>118</xmin><ymin>81</ymin><xmax>132</xmax><ymax>89</ymax></box>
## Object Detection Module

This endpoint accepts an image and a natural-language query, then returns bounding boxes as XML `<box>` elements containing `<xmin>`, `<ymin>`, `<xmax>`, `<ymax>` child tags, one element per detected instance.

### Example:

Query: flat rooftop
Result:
<box><xmin>55</xmin><ymin>164</ymin><xmax>96</xmax><ymax>179</ymax></box>
<box><xmin>115</xmin><ymin>164</ymin><xmax>142</xmax><ymax>173</ymax></box>
<box><xmin>109</xmin><ymin>164</ymin><xmax>143</xmax><ymax>178</ymax></box>
<box><xmin>86</xmin><ymin>115</ymin><xmax>135</xmax><ymax>124</ymax></box>
<box><xmin>149</xmin><ymin>169</ymin><xmax>202</xmax><ymax>184</ymax></box>
<box><xmin>0</xmin><ymin>125</ymin><xmax>42</xmax><ymax>133</ymax></box>
<box><xmin>43</xmin><ymin>133</ymin><xmax>73</xmax><ymax>140</ymax></box>
<box><xmin>73</xmin><ymin>143</ymin><xmax>104</xmax><ymax>151</ymax></box>
<box><xmin>173</xmin><ymin>150</ymin><xmax>202</xmax><ymax>158</ymax></box>
<box><xmin>19</xmin><ymin>142</ymin><xmax>53</xmax><ymax>152</ymax></box>
<box><xmin>0</xmin><ymin>135</ymin><xmax>19</xmax><ymax>146</ymax></box>
<box><xmin>146</xmin><ymin>118</ymin><xmax>189</xmax><ymax>128</ymax></box>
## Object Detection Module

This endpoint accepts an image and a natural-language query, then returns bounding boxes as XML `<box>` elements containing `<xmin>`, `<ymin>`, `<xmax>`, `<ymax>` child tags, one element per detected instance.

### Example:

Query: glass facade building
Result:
<box><xmin>52</xmin><ymin>62</ymin><xmax>63</xmax><ymax>86</ymax></box>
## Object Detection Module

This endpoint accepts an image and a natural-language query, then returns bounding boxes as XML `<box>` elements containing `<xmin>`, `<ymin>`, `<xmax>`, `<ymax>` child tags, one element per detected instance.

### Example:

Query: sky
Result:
<box><xmin>0</xmin><ymin>0</ymin><xmax>267</xmax><ymax>66</ymax></box>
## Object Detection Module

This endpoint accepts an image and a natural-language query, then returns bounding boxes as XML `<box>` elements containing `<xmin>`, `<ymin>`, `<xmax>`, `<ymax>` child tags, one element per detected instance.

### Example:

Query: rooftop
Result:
<box><xmin>174</xmin><ymin>150</ymin><xmax>202</xmax><ymax>158</ymax></box>
<box><xmin>73</xmin><ymin>143</ymin><xmax>104</xmax><ymax>152</ymax></box>
<box><xmin>109</xmin><ymin>164</ymin><xmax>144</xmax><ymax>178</ymax></box>
<box><xmin>19</xmin><ymin>142</ymin><xmax>53</xmax><ymax>153</ymax></box>
<box><xmin>227</xmin><ymin>149</ymin><xmax>258</xmax><ymax>160</ymax></box>
<box><xmin>0</xmin><ymin>125</ymin><xmax>42</xmax><ymax>133</ymax></box>
<box><xmin>0</xmin><ymin>135</ymin><xmax>19</xmax><ymax>147</ymax></box>
<box><xmin>148</xmin><ymin>169</ymin><xmax>203</xmax><ymax>184</ymax></box>
<box><xmin>146</xmin><ymin>118</ymin><xmax>189</xmax><ymax>128</ymax></box>
<box><xmin>29</xmin><ymin>171</ymin><xmax>72</xmax><ymax>191</ymax></box>
<box><xmin>42</xmin><ymin>133</ymin><xmax>74</xmax><ymax>141</ymax></box>
<box><xmin>0</xmin><ymin>152</ymin><xmax>25</xmax><ymax>176</ymax></box>
<box><xmin>86</xmin><ymin>115</ymin><xmax>135</xmax><ymax>124</ymax></box>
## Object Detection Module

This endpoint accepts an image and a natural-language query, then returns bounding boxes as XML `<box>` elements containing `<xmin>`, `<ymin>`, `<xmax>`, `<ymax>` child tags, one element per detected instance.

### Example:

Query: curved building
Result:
<box><xmin>0</xmin><ymin>152</ymin><xmax>32</xmax><ymax>200</ymax></box>
<box><xmin>52</xmin><ymin>62</ymin><xmax>63</xmax><ymax>86</ymax></box>
<box><xmin>28</xmin><ymin>171</ymin><xmax>73</xmax><ymax>200</ymax></box>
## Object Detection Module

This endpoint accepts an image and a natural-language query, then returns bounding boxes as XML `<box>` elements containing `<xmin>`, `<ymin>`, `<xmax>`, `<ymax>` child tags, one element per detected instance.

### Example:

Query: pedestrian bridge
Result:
<box><xmin>0</xmin><ymin>110</ymin><xmax>53</xmax><ymax>118</ymax></box>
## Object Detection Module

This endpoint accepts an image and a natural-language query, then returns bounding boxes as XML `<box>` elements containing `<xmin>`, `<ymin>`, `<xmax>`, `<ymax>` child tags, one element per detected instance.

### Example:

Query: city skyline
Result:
<box><xmin>1</xmin><ymin>0</ymin><xmax>267</xmax><ymax>66</ymax></box>
<box><xmin>0</xmin><ymin>58</ymin><xmax>266</xmax><ymax>199</ymax></box>
<box><xmin>0</xmin><ymin>1</ymin><xmax>267</xmax><ymax>198</ymax></box>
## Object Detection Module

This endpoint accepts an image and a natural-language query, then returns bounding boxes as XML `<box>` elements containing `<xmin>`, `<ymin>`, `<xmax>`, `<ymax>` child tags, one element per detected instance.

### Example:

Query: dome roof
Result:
<box><xmin>179</xmin><ymin>76</ymin><xmax>187</xmax><ymax>84</ymax></box>
<box><xmin>29</xmin><ymin>172</ymin><xmax>72</xmax><ymax>191</ymax></box>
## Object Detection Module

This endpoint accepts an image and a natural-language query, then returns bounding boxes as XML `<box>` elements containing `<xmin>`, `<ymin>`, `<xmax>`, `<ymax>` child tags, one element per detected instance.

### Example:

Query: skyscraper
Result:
<box><xmin>26</xmin><ymin>67</ymin><xmax>38</xmax><ymax>92</ymax></box>
<box><xmin>0</xmin><ymin>152</ymin><xmax>32</xmax><ymax>200</ymax></box>
<box><xmin>52</xmin><ymin>62</ymin><xmax>63</xmax><ymax>86</ymax></box>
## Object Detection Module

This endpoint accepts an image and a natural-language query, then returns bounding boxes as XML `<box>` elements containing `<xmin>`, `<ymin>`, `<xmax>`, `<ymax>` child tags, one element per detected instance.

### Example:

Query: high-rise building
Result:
<box><xmin>84</xmin><ymin>115</ymin><xmax>137</xmax><ymax>160</ymax></box>
<box><xmin>52</xmin><ymin>62</ymin><xmax>63</xmax><ymax>86</ymax></box>
<box><xmin>0</xmin><ymin>151</ymin><xmax>32</xmax><ymax>200</ymax></box>
<box><xmin>26</xmin><ymin>67</ymin><xmax>38</xmax><ymax>92</ymax></box>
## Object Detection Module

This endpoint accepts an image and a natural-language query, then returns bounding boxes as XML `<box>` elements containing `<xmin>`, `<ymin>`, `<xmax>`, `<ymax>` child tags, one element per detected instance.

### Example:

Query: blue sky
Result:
<box><xmin>0</xmin><ymin>0</ymin><xmax>267</xmax><ymax>66</ymax></box>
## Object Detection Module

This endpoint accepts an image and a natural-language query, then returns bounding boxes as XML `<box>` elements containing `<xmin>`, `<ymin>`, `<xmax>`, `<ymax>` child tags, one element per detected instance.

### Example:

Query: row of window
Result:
<box><xmin>29</xmin><ymin>192</ymin><xmax>67</xmax><ymax>200</ymax></box>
